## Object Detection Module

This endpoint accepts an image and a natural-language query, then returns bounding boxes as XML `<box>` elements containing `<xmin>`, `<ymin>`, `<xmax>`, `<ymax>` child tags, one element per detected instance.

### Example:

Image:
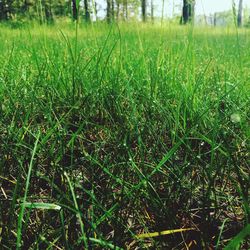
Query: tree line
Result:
<box><xmin>0</xmin><ymin>0</ymin><xmax>244</xmax><ymax>26</ymax></box>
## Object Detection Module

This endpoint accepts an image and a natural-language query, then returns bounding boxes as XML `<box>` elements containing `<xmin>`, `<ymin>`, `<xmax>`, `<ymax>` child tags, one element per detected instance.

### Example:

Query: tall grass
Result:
<box><xmin>0</xmin><ymin>22</ymin><xmax>249</xmax><ymax>249</ymax></box>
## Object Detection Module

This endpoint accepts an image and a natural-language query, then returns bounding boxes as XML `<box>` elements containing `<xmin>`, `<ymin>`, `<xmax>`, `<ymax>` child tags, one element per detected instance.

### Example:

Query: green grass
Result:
<box><xmin>0</xmin><ymin>22</ymin><xmax>249</xmax><ymax>249</ymax></box>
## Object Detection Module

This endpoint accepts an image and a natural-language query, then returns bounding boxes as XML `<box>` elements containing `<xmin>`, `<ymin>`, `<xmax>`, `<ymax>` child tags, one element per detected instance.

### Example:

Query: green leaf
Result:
<box><xmin>224</xmin><ymin>224</ymin><xmax>250</xmax><ymax>250</ymax></box>
<box><xmin>21</xmin><ymin>202</ymin><xmax>61</xmax><ymax>211</ymax></box>
<box><xmin>89</xmin><ymin>237</ymin><xmax>123</xmax><ymax>250</ymax></box>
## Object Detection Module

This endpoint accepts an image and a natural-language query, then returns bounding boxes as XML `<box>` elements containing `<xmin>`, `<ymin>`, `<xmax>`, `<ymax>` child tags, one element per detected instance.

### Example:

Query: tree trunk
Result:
<box><xmin>84</xmin><ymin>0</ymin><xmax>90</xmax><ymax>22</ymax></box>
<box><xmin>237</xmin><ymin>0</ymin><xmax>243</xmax><ymax>27</ymax></box>
<box><xmin>95</xmin><ymin>2</ymin><xmax>98</xmax><ymax>18</ymax></box>
<box><xmin>181</xmin><ymin>0</ymin><xmax>194</xmax><ymax>24</ymax></box>
<box><xmin>125</xmin><ymin>0</ymin><xmax>128</xmax><ymax>19</ymax></box>
<box><xmin>141</xmin><ymin>0</ymin><xmax>146</xmax><ymax>22</ymax></box>
<box><xmin>44</xmin><ymin>0</ymin><xmax>54</xmax><ymax>23</ymax></box>
<box><xmin>22</xmin><ymin>0</ymin><xmax>29</xmax><ymax>12</ymax></box>
<box><xmin>122</xmin><ymin>0</ymin><xmax>128</xmax><ymax>20</ymax></box>
<box><xmin>111</xmin><ymin>0</ymin><xmax>115</xmax><ymax>20</ymax></box>
<box><xmin>0</xmin><ymin>0</ymin><xmax>7</xmax><ymax>20</ymax></box>
<box><xmin>72</xmin><ymin>0</ymin><xmax>78</xmax><ymax>21</ymax></box>
<box><xmin>0</xmin><ymin>0</ymin><xmax>14</xmax><ymax>20</ymax></box>
<box><xmin>151</xmin><ymin>0</ymin><xmax>154</xmax><ymax>22</ymax></box>
<box><xmin>117</xmin><ymin>2</ymin><xmax>120</xmax><ymax>20</ymax></box>
<box><xmin>107</xmin><ymin>0</ymin><xmax>111</xmax><ymax>23</ymax></box>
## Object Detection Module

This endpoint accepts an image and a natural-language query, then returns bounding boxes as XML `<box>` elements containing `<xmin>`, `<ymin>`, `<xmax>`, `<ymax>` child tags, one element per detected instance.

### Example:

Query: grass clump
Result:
<box><xmin>0</xmin><ymin>23</ymin><xmax>249</xmax><ymax>249</ymax></box>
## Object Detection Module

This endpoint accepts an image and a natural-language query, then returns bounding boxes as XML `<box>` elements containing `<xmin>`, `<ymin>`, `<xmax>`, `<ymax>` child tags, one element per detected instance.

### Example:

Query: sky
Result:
<box><xmin>95</xmin><ymin>0</ymin><xmax>250</xmax><ymax>20</ymax></box>
<box><xmin>195</xmin><ymin>0</ymin><xmax>250</xmax><ymax>15</ymax></box>
<box><xmin>160</xmin><ymin>0</ymin><xmax>250</xmax><ymax>17</ymax></box>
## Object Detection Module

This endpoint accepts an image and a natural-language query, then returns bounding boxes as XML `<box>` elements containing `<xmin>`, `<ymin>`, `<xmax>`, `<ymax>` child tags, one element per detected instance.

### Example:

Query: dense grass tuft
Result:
<box><xmin>0</xmin><ymin>23</ymin><xmax>249</xmax><ymax>249</ymax></box>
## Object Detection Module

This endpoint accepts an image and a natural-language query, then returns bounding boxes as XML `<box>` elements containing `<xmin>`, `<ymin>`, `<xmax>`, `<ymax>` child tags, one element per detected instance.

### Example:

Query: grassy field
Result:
<box><xmin>0</xmin><ymin>22</ymin><xmax>249</xmax><ymax>249</ymax></box>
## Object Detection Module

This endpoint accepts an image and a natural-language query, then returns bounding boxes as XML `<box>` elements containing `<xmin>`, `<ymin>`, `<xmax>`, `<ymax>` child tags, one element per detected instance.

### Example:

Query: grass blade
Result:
<box><xmin>224</xmin><ymin>224</ymin><xmax>250</xmax><ymax>250</ymax></box>
<box><xmin>64</xmin><ymin>171</ymin><xmax>88</xmax><ymax>249</ymax></box>
<box><xmin>136</xmin><ymin>228</ymin><xmax>195</xmax><ymax>239</ymax></box>
<box><xmin>16</xmin><ymin>131</ymin><xmax>40</xmax><ymax>249</ymax></box>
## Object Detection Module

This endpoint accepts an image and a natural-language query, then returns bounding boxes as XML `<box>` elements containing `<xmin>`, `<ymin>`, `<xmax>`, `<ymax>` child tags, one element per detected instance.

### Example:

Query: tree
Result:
<box><xmin>72</xmin><ymin>0</ymin><xmax>78</xmax><ymax>21</ymax></box>
<box><xmin>0</xmin><ymin>0</ymin><xmax>15</xmax><ymax>20</ymax></box>
<box><xmin>53</xmin><ymin>0</ymin><xmax>69</xmax><ymax>17</ymax></box>
<box><xmin>0</xmin><ymin>0</ymin><xmax>8</xmax><ymax>20</ymax></box>
<box><xmin>116</xmin><ymin>0</ymin><xmax>120</xmax><ymax>20</ymax></box>
<box><xmin>141</xmin><ymin>0</ymin><xmax>146</xmax><ymax>22</ymax></box>
<box><xmin>83</xmin><ymin>0</ymin><xmax>90</xmax><ymax>22</ymax></box>
<box><xmin>123</xmin><ymin>0</ymin><xmax>128</xmax><ymax>20</ymax></box>
<box><xmin>22</xmin><ymin>0</ymin><xmax>33</xmax><ymax>14</ymax></box>
<box><xmin>150</xmin><ymin>0</ymin><xmax>153</xmax><ymax>22</ymax></box>
<box><xmin>181</xmin><ymin>0</ymin><xmax>194</xmax><ymax>24</ymax></box>
<box><xmin>237</xmin><ymin>0</ymin><xmax>243</xmax><ymax>27</ymax></box>
<box><xmin>111</xmin><ymin>0</ymin><xmax>114</xmax><ymax>20</ymax></box>
<box><xmin>106</xmin><ymin>0</ymin><xmax>114</xmax><ymax>23</ymax></box>
<box><xmin>106</xmin><ymin>0</ymin><xmax>111</xmax><ymax>22</ymax></box>
<box><xmin>43</xmin><ymin>0</ymin><xmax>54</xmax><ymax>23</ymax></box>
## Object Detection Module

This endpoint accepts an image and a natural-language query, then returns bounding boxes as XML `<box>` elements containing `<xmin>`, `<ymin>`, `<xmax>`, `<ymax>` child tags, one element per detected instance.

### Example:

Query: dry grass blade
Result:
<box><xmin>20</xmin><ymin>202</ymin><xmax>61</xmax><ymax>210</ymax></box>
<box><xmin>136</xmin><ymin>228</ymin><xmax>196</xmax><ymax>239</ymax></box>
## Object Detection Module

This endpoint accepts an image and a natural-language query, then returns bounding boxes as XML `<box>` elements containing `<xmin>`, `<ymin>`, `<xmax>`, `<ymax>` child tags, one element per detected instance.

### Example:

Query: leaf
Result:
<box><xmin>89</xmin><ymin>238</ymin><xmax>123</xmax><ymax>250</ymax></box>
<box><xmin>21</xmin><ymin>202</ymin><xmax>61</xmax><ymax>211</ymax></box>
<box><xmin>215</xmin><ymin>218</ymin><xmax>229</xmax><ymax>249</ymax></box>
<box><xmin>230</xmin><ymin>113</ymin><xmax>241</xmax><ymax>123</ymax></box>
<box><xmin>224</xmin><ymin>224</ymin><xmax>250</xmax><ymax>250</ymax></box>
<box><xmin>136</xmin><ymin>228</ymin><xmax>195</xmax><ymax>239</ymax></box>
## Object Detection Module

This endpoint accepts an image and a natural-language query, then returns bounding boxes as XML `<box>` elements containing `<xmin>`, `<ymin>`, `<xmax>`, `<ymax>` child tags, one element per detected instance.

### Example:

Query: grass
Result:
<box><xmin>0</xmin><ymin>22</ymin><xmax>249</xmax><ymax>249</ymax></box>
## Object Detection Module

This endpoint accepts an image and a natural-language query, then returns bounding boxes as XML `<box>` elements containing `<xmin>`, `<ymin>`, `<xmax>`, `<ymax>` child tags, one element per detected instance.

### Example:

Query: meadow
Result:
<box><xmin>0</xmin><ymin>22</ymin><xmax>249</xmax><ymax>249</ymax></box>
